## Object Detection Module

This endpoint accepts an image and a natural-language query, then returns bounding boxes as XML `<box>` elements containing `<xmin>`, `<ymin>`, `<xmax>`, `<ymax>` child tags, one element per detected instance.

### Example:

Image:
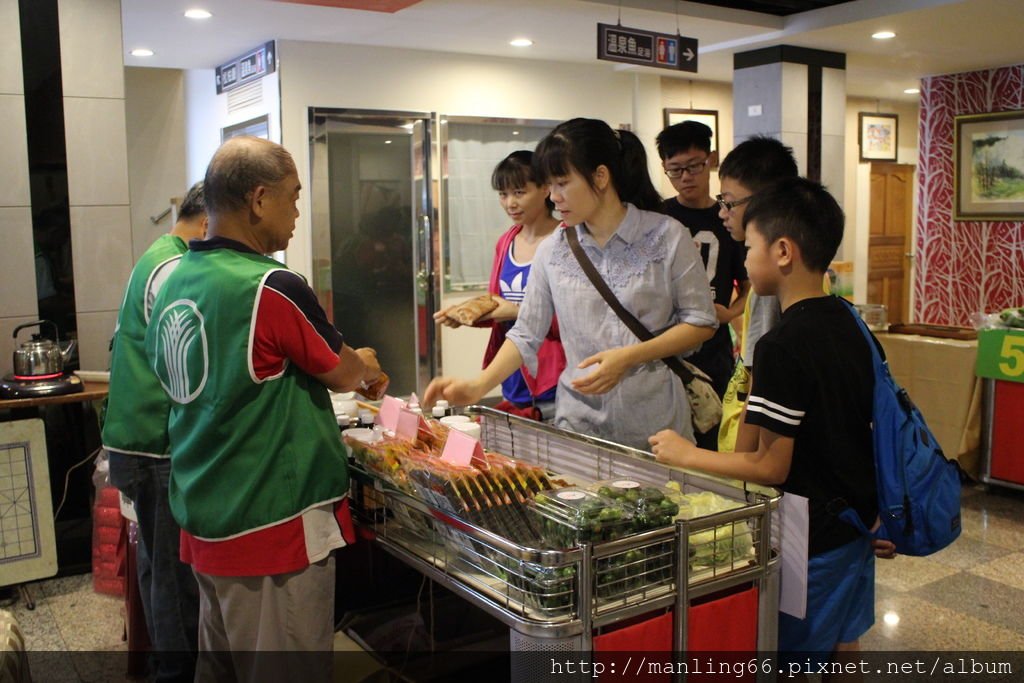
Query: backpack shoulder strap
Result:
<box><xmin>839</xmin><ymin>299</ymin><xmax>887</xmax><ymax>368</ymax></box>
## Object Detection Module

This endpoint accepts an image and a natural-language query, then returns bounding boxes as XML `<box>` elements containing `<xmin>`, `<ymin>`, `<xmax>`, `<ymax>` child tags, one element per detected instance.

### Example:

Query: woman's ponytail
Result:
<box><xmin>615</xmin><ymin>129</ymin><xmax>664</xmax><ymax>213</ymax></box>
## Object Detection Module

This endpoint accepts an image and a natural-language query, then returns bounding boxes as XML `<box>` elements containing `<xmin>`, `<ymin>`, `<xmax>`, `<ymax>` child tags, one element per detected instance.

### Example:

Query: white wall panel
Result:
<box><xmin>69</xmin><ymin>205</ymin><xmax>133</xmax><ymax>313</ymax></box>
<box><xmin>125</xmin><ymin>67</ymin><xmax>187</xmax><ymax>260</ymax></box>
<box><xmin>75</xmin><ymin>309</ymin><xmax>118</xmax><ymax>371</ymax></box>
<box><xmin>0</xmin><ymin>0</ymin><xmax>24</xmax><ymax>95</ymax></box>
<box><xmin>63</xmin><ymin>97</ymin><xmax>130</xmax><ymax>206</ymax></box>
<box><xmin>0</xmin><ymin>207</ymin><xmax>38</xmax><ymax>317</ymax></box>
<box><xmin>0</xmin><ymin>94</ymin><xmax>30</xmax><ymax>207</ymax></box>
<box><xmin>57</xmin><ymin>0</ymin><xmax>124</xmax><ymax>99</ymax></box>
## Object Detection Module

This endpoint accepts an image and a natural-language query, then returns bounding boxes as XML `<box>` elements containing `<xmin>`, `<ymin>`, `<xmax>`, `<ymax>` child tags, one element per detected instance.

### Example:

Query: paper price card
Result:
<box><xmin>440</xmin><ymin>428</ymin><xmax>484</xmax><ymax>468</ymax></box>
<box><xmin>395</xmin><ymin>408</ymin><xmax>426</xmax><ymax>442</ymax></box>
<box><xmin>377</xmin><ymin>395</ymin><xmax>406</xmax><ymax>431</ymax></box>
<box><xmin>977</xmin><ymin>329</ymin><xmax>1024</xmax><ymax>384</ymax></box>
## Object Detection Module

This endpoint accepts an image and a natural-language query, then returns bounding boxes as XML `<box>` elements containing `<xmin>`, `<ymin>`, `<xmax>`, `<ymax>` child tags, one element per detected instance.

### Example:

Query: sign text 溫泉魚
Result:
<box><xmin>597</xmin><ymin>23</ymin><xmax>697</xmax><ymax>73</ymax></box>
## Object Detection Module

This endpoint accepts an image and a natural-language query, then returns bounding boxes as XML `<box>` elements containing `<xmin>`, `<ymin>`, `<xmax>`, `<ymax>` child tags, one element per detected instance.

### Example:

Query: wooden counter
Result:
<box><xmin>0</xmin><ymin>380</ymin><xmax>108</xmax><ymax>411</ymax></box>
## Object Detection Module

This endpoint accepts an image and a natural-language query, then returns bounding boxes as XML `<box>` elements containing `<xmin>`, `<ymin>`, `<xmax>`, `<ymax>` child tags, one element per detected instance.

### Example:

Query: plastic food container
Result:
<box><xmin>497</xmin><ymin>561</ymin><xmax>576</xmax><ymax>616</ymax></box>
<box><xmin>674</xmin><ymin>490</ymin><xmax>755</xmax><ymax>571</ymax></box>
<box><xmin>528</xmin><ymin>487</ymin><xmax>632</xmax><ymax>548</ymax></box>
<box><xmin>587</xmin><ymin>478</ymin><xmax>684</xmax><ymax>532</ymax></box>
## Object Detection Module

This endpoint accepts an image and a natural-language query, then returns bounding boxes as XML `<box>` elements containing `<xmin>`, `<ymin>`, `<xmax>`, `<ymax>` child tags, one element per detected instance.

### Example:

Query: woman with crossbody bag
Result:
<box><xmin>424</xmin><ymin>118</ymin><xmax>717</xmax><ymax>450</ymax></box>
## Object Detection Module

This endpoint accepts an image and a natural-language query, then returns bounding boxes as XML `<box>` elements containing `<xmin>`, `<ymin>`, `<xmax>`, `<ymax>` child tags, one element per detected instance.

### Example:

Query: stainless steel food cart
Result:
<box><xmin>348</xmin><ymin>406</ymin><xmax>781</xmax><ymax>679</ymax></box>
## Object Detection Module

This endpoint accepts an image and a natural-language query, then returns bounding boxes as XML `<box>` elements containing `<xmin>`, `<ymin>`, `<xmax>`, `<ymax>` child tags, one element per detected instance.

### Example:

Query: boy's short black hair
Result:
<box><xmin>743</xmin><ymin>177</ymin><xmax>844</xmax><ymax>273</ymax></box>
<box><xmin>655</xmin><ymin>120</ymin><xmax>712</xmax><ymax>160</ymax></box>
<box><xmin>718</xmin><ymin>135</ymin><xmax>798</xmax><ymax>192</ymax></box>
<box><xmin>178</xmin><ymin>181</ymin><xmax>205</xmax><ymax>220</ymax></box>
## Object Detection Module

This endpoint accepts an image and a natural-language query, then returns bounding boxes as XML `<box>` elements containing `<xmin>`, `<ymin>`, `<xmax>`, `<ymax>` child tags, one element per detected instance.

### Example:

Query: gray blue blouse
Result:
<box><xmin>507</xmin><ymin>203</ymin><xmax>717</xmax><ymax>450</ymax></box>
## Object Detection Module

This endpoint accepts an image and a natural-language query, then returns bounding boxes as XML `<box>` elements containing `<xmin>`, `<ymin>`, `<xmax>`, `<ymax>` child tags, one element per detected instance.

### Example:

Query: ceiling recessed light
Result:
<box><xmin>904</xmin><ymin>88</ymin><xmax>920</xmax><ymax>94</ymax></box>
<box><xmin>883</xmin><ymin>611</ymin><xmax>900</xmax><ymax>626</ymax></box>
<box><xmin>184</xmin><ymin>9</ymin><xmax>212</xmax><ymax>20</ymax></box>
<box><xmin>510</xmin><ymin>38</ymin><xmax>533</xmax><ymax>48</ymax></box>
<box><xmin>872</xmin><ymin>31</ymin><xmax>896</xmax><ymax>40</ymax></box>
<box><xmin>384</xmin><ymin>140</ymin><xmax>392</xmax><ymax>144</ymax></box>
<box><xmin>130</xmin><ymin>48</ymin><xmax>154</xmax><ymax>57</ymax></box>
<box><xmin>512</xmin><ymin>130</ymin><xmax>520</xmax><ymax>136</ymax></box>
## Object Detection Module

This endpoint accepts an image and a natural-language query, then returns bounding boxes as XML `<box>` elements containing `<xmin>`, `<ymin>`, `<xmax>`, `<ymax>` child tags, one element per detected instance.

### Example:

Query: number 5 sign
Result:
<box><xmin>977</xmin><ymin>328</ymin><xmax>1024</xmax><ymax>383</ymax></box>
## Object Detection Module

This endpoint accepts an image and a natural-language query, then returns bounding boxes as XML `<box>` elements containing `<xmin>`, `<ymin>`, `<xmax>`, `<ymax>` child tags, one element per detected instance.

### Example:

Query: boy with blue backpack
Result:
<box><xmin>650</xmin><ymin>177</ymin><xmax>881</xmax><ymax>655</ymax></box>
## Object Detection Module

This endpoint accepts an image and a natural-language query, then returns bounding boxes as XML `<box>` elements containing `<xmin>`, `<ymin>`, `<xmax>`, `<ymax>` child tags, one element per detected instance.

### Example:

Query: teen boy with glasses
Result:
<box><xmin>656</xmin><ymin>120</ymin><xmax>750</xmax><ymax>450</ymax></box>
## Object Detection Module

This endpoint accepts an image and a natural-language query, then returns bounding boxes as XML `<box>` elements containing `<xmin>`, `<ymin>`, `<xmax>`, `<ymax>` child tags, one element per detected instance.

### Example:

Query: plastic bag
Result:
<box><xmin>92</xmin><ymin>447</ymin><xmax>111</xmax><ymax>491</ymax></box>
<box><xmin>970</xmin><ymin>306</ymin><xmax>1024</xmax><ymax>330</ymax></box>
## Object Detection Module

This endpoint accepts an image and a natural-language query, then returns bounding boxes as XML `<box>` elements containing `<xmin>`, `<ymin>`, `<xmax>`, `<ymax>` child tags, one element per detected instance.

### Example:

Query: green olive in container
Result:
<box><xmin>589</xmin><ymin>479</ymin><xmax>684</xmax><ymax>532</ymax></box>
<box><xmin>502</xmin><ymin>561</ymin><xmax>576</xmax><ymax>615</ymax></box>
<box><xmin>529</xmin><ymin>487</ymin><xmax>633</xmax><ymax>548</ymax></box>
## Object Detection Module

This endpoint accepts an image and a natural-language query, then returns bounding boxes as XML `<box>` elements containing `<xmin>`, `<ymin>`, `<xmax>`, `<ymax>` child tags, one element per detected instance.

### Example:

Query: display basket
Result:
<box><xmin>348</xmin><ymin>405</ymin><xmax>782</xmax><ymax>651</ymax></box>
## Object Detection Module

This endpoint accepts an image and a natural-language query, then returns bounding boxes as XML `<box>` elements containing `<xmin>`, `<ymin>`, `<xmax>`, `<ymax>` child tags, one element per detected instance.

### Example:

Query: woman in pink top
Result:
<box><xmin>434</xmin><ymin>151</ymin><xmax>566</xmax><ymax>419</ymax></box>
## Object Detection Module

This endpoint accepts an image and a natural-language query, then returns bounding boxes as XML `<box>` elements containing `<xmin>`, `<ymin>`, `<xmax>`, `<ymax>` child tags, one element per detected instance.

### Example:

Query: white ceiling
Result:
<box><xmin>122</xmin><ymin>0</ymin><xmax>1024</xmax><ymax>102</ymax></box>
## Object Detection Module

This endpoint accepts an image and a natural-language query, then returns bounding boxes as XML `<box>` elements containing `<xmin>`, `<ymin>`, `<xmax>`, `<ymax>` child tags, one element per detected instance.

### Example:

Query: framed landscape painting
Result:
<box><xmin>955</xmin><ymin>110</ymin><xmax>1024</xmax><ymax>220</ymax></box>
<box><xmin>858</xmin><ymin>112</ymin><xmax>898</xmax><ymax>162</ymax></box>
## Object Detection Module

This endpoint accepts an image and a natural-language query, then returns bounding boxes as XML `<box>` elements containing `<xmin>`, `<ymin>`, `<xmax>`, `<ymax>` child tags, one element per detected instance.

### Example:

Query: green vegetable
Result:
<box><xmin>679</xmin><ymin>491</ymin><xmax>754</xmax><ymax>569</ymax></box>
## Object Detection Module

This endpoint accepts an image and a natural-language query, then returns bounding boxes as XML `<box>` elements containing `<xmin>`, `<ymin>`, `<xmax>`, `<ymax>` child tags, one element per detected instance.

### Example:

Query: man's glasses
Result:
<box><xmin>664</xmin><ymin>158</ymin><xmax>710</xmax><ymax>179</ymax></box>
<box><xmin>716</xmin><ymin>194</ymin><xmax>753</xmax><ymax>212</ymax></box>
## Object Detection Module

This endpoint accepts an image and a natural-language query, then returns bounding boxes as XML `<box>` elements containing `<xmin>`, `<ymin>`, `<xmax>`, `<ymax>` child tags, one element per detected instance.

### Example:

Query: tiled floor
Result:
<box><xmin>862</xmin><ymin>483</ymin><xmax>1024</xmax><ymax>651</ymax></box>
<box><xmin>4</xmin><ymin>483</ymin><xmax>1023</xmax><ymax>681</ymax></box>
<box><xmin>1</xmin><ymin>574</ymin><xmax>128</xmax><ymax>682</ymax></box>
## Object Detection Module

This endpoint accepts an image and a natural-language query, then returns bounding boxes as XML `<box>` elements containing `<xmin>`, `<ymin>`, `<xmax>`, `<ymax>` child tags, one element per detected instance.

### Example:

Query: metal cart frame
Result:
<box><xmin>349</xmin><ymin>406</ymin><xmax>781</xmax><ymax>663</ymax></box>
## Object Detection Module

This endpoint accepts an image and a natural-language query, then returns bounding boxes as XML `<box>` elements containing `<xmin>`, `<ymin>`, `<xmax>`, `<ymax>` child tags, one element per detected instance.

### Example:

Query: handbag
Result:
<box><xmin>564</xmin><ymin>228</ymin><xmax>722</xmax><ymax>434</ymax></box>
<box><xmin>717</xmin><ymin>358</ymin><xmax>751</xmax><ymax>451</ymax></box>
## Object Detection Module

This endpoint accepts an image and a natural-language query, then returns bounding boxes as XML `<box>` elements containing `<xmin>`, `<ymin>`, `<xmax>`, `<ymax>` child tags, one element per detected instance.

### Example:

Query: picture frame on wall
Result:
<box><xmin>954</xmin><ymin>110</ymin><xmax>1024</xmax><ymax>221</ymax></box>
<box><xmin>858</xmin><ymin>112</ymin><xmax>898</xmax><ymax>162</ymax></box>
<box><xmin>663</xmin><ymin>108</ymin><xmax>719</xmax><ymax>165</ymax></box>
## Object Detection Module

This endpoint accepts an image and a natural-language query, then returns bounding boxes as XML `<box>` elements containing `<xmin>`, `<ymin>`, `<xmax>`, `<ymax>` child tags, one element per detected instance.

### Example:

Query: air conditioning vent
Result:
<box><xmin>227</xmin><ymin>80</ymin><xmax>262</xmax><ymax>114</ymax></box>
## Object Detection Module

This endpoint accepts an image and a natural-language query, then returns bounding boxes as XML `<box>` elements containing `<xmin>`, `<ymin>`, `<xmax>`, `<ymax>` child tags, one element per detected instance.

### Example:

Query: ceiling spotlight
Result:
<box><xmin>385</xmin><ymin>140</ymin><xmax>392</xmax><ymax>144</ymax></box>
<box><xmin>184</xmin><ymin>8</ymin><xmax>212</xmax><ymax>19</ymax></box>
<box><xmin>510</xmin><ymin>38</ymin><xmax>533</xmax><ymax>48</ymax></box>
<box><xmin>872</xmin><ymin>31</ymin><xmax>896</xmax><ymax>40</ymax></box>
<box><xmin>883</xmin><ymin>611</ymin><xmax>900</xmax><ymax>626</ymax></box>
<box><xmin>130</xmin><ymin>48</ymin><xmax>154</xmax><ymax>57</ymax></box>
<box><xmin>512</xmin><ymin>130</ymin><xmax>520</xmax><ymax>136</ymax></box>
<box><xmin>904</xmin><ymin>88</ymin><xmax>920</xmax><ymax>94</ymax></box>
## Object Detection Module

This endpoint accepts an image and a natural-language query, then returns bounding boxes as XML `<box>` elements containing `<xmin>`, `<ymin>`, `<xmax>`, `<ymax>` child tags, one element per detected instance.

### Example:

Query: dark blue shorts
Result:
<box><xmin>779</xmin><ymin>535</ymin><xmax>875</xmax><ymax>653</ymax></box>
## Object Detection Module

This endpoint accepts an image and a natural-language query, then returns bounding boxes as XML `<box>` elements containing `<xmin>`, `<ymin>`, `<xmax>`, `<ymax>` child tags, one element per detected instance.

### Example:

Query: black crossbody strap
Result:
<box><xmin>564</xmin><ymin>227</ymin><xmax>695</xmax><ymax>384</ymax></box>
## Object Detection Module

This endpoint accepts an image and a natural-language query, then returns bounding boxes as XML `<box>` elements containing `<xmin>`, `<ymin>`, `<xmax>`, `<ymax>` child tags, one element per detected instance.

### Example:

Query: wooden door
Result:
<box><xmin>867</xmin><ymin>163</ymin><xmax>915</xmax><ymax>324</ymax></box>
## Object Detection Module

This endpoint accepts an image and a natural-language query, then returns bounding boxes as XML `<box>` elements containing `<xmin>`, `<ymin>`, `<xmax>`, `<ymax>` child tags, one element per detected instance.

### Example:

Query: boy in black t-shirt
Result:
<box><xmin>650</xmin><ymin>177</ymin><xmax>879</xmax><ymax>657</ymax></box>
<box><xmin>656</xmin><ymin>121</ymin><xmax>750</xmax><ymax>450</ymax></box>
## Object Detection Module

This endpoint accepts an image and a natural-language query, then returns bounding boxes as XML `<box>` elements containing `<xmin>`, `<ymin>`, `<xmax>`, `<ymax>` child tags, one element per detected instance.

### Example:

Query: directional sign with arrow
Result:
<box><xmin>597</xmin><ymin>23</ymin><xmax>698</xmax><ymax>74</ymax></box>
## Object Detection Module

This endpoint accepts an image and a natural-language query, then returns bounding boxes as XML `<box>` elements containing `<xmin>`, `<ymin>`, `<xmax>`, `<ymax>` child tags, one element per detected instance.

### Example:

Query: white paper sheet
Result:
<box><xmin>779</xmin><ymin>492</ymin><xmax>809</xmax><ymax>619</ymax></box>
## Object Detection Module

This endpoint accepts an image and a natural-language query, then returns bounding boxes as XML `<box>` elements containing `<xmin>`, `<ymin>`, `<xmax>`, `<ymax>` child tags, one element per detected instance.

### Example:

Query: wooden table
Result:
<box><xmin>875</xmin><ymin>333</ymin><xmax>981</xmax><ymax>476</ymax></box>
<box><xmin>0</xmin><ymin>380</ymin><xmax>108</xmax><ymax>411</ymax></box>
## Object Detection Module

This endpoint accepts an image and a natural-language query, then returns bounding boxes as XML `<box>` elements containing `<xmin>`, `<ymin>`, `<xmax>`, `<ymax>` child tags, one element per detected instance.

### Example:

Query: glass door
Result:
<box><xmin>308</xmin><ymin>109</ymin><xmax>438</xmax><ymax>396</ymax></box>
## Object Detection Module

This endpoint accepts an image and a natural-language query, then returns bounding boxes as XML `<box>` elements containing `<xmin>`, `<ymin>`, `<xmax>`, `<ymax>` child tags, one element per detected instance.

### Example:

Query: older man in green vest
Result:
<box><xmin>146</xmin><ymin>136</ymin><xmax>383</xmax><ymax>681</ymax></box>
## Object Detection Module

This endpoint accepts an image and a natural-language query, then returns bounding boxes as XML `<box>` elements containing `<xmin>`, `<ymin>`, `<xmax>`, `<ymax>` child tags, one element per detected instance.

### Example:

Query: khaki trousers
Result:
<box><xmin>193</xmin><ymin>555</ymin><xmax>335</xmax><ymax>683</ymax></box>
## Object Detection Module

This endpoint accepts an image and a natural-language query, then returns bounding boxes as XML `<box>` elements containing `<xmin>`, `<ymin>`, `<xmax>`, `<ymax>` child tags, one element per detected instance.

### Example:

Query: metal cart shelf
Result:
<box><xmin>348</xmin><ymin>406</ymin><xmax>781</xmax><ymax>661</ymax></box>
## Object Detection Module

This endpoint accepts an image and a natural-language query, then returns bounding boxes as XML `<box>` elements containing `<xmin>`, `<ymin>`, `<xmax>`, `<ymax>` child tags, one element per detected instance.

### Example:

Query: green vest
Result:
<box><xmin>102</xmin><ymin>234</ymin><xmax>186</xmax><ymax>457</ymax></box>
<box><xmin>145</xmin><ymin>246</ymin><xmax>348</xmax><ymax>540</ymax></box>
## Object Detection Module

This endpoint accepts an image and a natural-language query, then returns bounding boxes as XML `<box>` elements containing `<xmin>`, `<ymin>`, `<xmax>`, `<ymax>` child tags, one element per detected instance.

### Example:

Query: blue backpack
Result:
<box><xmin>841</xmin><ymin>301</ymin><xmax>964</xmax><ymax>556</ymax></box>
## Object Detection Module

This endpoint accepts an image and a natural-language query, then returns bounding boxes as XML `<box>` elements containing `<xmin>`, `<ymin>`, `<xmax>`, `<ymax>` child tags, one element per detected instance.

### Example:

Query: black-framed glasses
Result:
<box><xmin>716</xmin><ymin>194</ymin><xmax>753</xmax><ymax>212</ymax></box>
<box><xmin>664</xmin><ymin>158</ymin><xmax>710</xmax><ymax>179</ymax></box>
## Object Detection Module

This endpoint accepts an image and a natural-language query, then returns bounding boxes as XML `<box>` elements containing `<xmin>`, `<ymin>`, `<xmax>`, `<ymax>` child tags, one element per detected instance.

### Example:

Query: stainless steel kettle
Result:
<box><xmin>12</xmin><ymin>320</ymin><xmax>77</xmax><ymax>377</ymax></box>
